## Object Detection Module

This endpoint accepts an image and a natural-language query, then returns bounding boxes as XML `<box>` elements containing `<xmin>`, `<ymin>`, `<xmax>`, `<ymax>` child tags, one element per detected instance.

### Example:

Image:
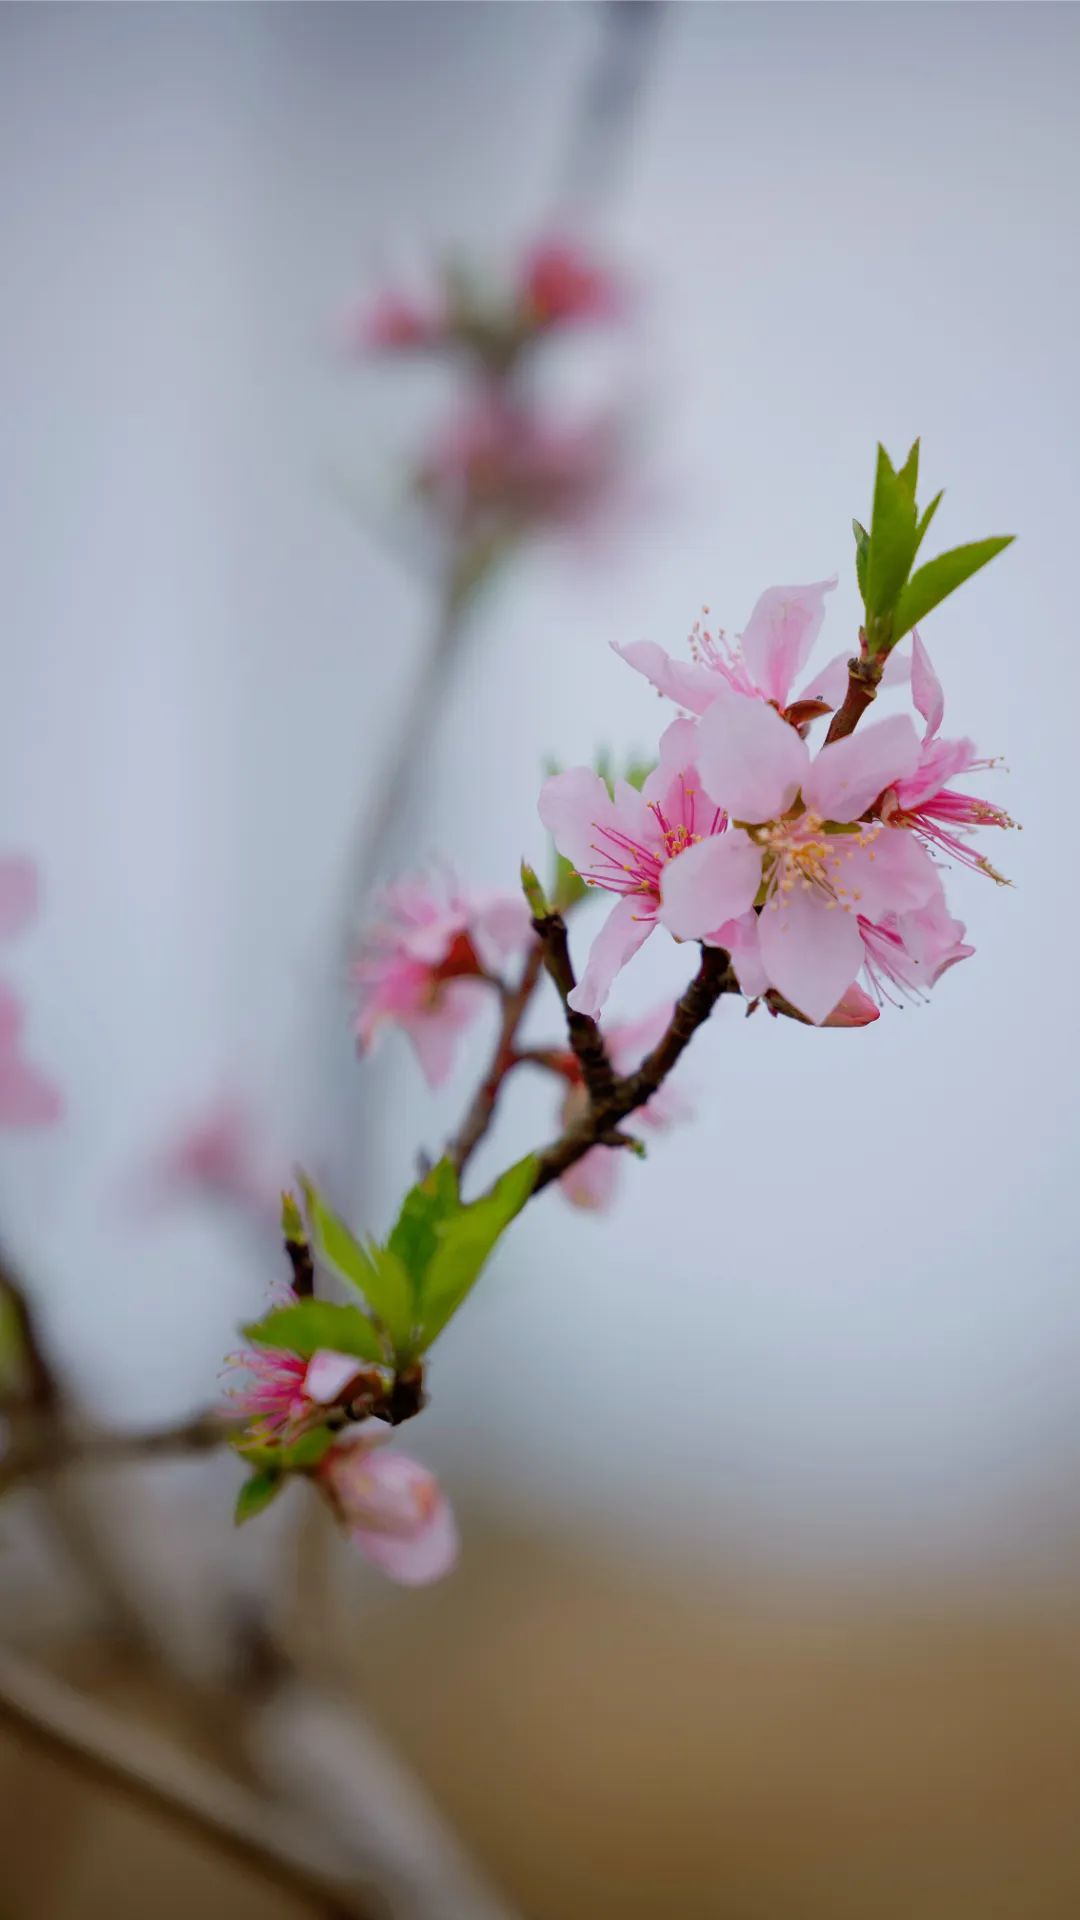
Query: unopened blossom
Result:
<box><xmin>661</xmin><ymin>693</ymin><xmax>936</xmax><ymax>1023</ymax></box>
<box><xmin>881</xmin><ymin>632</ymin><xmax>1015</xmax><ymax>882</ymax></box>
<box><xmin>0</xmin><ymin>856</ymin><xmax>61</xmax><ymax>1128</ymax></box>
<box><xmin>614</xmin><ymin>579</ymin><xmax>849</xmax><ymax>724</ymax></box>
<box><xmin>222</xmin><ymin>1286</ymin><xmax>364</xmax><ymax>1443</ymax></box>
<box><xmin>539</xmin><ymin>717</ymin><xmax>746</xmax><ymax>1016</ymax></box>
<box><xmin>555</xmin><ymin>1005</ymin><xmax>691</xmax><ymax>1211</ymax></box>
<box><xmin>518</xmin><ymin>237</ymin><xmax>621</xmax><ymax>330</ymax></box>
<box><xmin>414</xmin><ymin>396</ymin><xmax>620</xmax><ymax>545</ymax></box>
<box><xmin>352</xmin><ymin>873</ymin><xmax>531</xmax><ymax>1088</ymax></box>
<box><xmin>318</xmin><ymin>1423</ymin><xmax>457</xmax><ymax>1586</ymax></box>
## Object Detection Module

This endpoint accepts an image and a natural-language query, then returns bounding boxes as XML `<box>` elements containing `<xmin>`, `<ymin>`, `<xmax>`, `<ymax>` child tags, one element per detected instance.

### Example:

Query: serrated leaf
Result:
<box><xmin>865</xmin><ymin>443</ymin><xmax>920</xmax><ymax>623</ymax></box>
<box><xmin>852</xmin><ymin>519</ymin><xmax>870</xmax><ymax>602</ymax></box>
<box><xmin>299</xmin><ymin>1173</ymin><xmax>379</xmax><ymax>1297</ymax></box>
<box><xmin>416</xmin><ymin>1154</ymin><xmax>537</xmax><ymax>1349</ymax></box>
<box><xmin>235</xmin><ymin>1469</ymin><xmax>283</xmax><ymax>1525</ymax></box>
<box><xmin>892</xmin><ymin>536</ymin><xmax>1014</xmax><ymax>643</ymax></box>
<box><xmin>387</xmin><ymin>1159</ymin><xmax>460</xmax><ymax>1282</ymax></box>
<box><xmin>243</xmin><ymin>1299</ymin><xmax>383</xmax><ymax>1364</ymax></box>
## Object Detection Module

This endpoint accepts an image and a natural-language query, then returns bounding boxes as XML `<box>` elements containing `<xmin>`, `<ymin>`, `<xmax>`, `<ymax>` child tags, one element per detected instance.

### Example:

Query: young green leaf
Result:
<box><xmin>235</xmin><ymin>1468</ymin><xmax>283</xmax><ymax>1525</ymax></box>
<box><xmin>892</xmin><ymin>536</ymin><xmax>1014</xmax><ymax>643</ymax></box>
<box><xmin>852</xmin><ymin>519</ymin><xmax>870</xmax><ymax>603</ymax></box>
<box><xmin>416</xmin><ymin>1154</ymin><xmax>538</xmax><ymax>1349</ymax></box>
<box><xmin>242</xmin><ymin>1299</ymin><xmax>383</xmax><ymax>1363</ymax></box>
<box><xmin>387</xmin><ymin>1159</ymin><xmax>460</xmax><ymax>1282</ymax></box>
<box><xmin>896</xmin><ymin>438</ymin><xmax>920</xmax><ymax>500</ymax></box>
<box><xmin>864</xmin><ymin>443</ymin><xmax>920</xmax><ymax>627</ymax></box>
<box><xmin>300</xmin><ymin>1175</ymin><xmax>378</xmax><ymax>1296</ymax></box>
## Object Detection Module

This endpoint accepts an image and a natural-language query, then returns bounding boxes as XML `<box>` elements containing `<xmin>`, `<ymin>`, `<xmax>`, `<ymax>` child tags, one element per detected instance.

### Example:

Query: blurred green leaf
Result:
<box><xmin>552</xmin><ymin>851</ymin><xmax>587</xmax><ymax>913</ymax></box>
<box><xmin>235</xmin><ymin>1469</ymin><xmax>283</xmax><ymax>1525</ymax></box>
<box><xmin>417</xmin><ymin>1154</ymin><xmax>537</xmax><ymax>1349</ymax></box>
<box><xmin>243</xmin><ymin>1300</ymin><xmax>383</xmax><ymax>1363</ymax></box>
<box><xmin>892</xmin><ymin>536</ymin><xmax>1015</xmax><ymax>642</ymax></box>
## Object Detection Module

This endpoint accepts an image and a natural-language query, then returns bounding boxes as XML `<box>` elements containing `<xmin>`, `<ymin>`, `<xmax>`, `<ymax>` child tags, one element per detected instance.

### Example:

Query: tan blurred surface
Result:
<box><xmin>4</xmin><ymin>1529</ymin><xmax>1080</xmax><ymax>1920</ymax></box>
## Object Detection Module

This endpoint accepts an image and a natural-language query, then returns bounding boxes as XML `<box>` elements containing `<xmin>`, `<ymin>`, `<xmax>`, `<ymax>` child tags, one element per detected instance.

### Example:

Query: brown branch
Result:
<box><xmin>824</xmin><ymin>652</ymin><xmax>884</xmax><ymax>745</ymax></box>
<box><xmin>447</xmin><ymin>941</ymin><xmax>546</xmax><ymax>1177</ymax></box>
<box><xmin>530</xmin><ymin>908</ymin><xmax>617</xmax><ymax>1105</ymax></box>
<box><xmin>0</xmin><ymin>1410</ymin><xmax>234</xmax><ymax>1495</ymax></box>
<box><xmin>531</xmin><ymin>943</ymin><xmax>739</xmax><ymax>1193</ymax></box>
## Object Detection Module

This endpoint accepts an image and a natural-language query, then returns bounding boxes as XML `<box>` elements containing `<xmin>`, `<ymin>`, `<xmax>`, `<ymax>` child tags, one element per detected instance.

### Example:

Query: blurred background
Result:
<box><xmin>2</xmin><ymin>4</ymin><xmax>1079</xmax><ymax>1917</ymax></box>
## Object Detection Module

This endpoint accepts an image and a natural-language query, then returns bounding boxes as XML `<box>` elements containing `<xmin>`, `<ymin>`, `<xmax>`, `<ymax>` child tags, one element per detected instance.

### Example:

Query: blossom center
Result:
<box><xmin>751</xmin><ymin>810</ymin><xmax>880</xmax><ymax>912</ymax></box>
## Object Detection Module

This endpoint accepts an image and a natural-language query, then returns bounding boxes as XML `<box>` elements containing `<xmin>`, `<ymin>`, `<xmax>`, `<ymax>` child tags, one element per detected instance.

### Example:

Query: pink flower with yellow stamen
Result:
<box><xmin>222</xmin><ymin>1286</ymin><xmax>363</xmax><ymax>1443</ymax></box>
<box><xmin>539</xmin><ymin>718</ymin><xmax>742</xmax><ymax>1017</ymax></box>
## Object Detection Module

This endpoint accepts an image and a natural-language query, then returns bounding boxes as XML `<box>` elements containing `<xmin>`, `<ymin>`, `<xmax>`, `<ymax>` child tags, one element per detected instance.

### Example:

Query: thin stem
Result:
<box><xmin>530</xmin><ymin>907</ymin><xmax>618</xmax><ymax>1105</ymax></box>
<box><xmin>447</xmin><ymin>941</ymin><xmax>546</xmax><ymax>1178</ymax></box>
<box><xmin>824</xmin><ymin>653</ymin><xmax>883</xmax><ymax>745</ymax></box>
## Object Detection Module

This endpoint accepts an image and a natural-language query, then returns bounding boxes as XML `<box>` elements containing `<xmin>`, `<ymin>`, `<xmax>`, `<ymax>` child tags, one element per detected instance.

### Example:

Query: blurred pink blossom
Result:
<box><xmin>140</xmin><ymin>1096</ymin><xmax>279</xmax><ymax>1219</ymax></box>
<box><xmin>353</xmin><ymin>288</ymin><xmax>447</xmax><ymax>354</ymax></box>
<box><xmin>318</xmin><ymin>1422</ymin><xmax>457</xmax><ymax>1586</ymax></box>
<box><xmin>414</xmin><ymin>395</ymin><xmax>622</xmax><ymax>545</ymax></box>
<box><xmin>0</xmin><ymin>855</ymin><xmax>61</xmax><ymax>1128</ymax></box>
<box><xmin>351</xmin><ymin>872</ymin><xmax>531</xmax><ymax>1088</ymax></box>
<box><xmin>518</xmin><ymin>237</ymin><xmax>622</xmax><ymax>329</ymax></box>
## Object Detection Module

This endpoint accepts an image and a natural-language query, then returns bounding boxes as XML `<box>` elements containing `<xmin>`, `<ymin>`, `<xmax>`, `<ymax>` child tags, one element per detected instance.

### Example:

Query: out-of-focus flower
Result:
<box><xmin>518</xmin><ymin>237</ymin><xmax>622</xmax><ymax>330</ymax></box>
<box><xmin>614</xmin><ymin>580</ymin><xmax>849</xmax><ymax>724</ymax></box>
<box><xmin>222</xmin><ymin>1285</ymin><xmax>363</xmax><ymax>1443</ymax></box>
<box><xmin>539</xmin><ymin>717</ymin><xmax>739</xmax><ymax>1017</ymax></box>
<box><xmin>140</xmin><ymin>1096</ymin><xmax>278</xmax><ymax>1219</ymax></box>
<box><xmin>318</xmin><ymin>1422</ymin><xmax>457</xmax><ymax>1586</ymax></box>
<box><xmin>351</xmin><ymin>872</ymin><xmax>531</xmax><ymax>1088</ymax></box>
<box><xmin>353</xmin><ymin>288</ymin><xmax>448</xmax><ymax>354</ymax></box>
<box><xmin>661</xmin><ymin>695</ymin><xmax>935</xmax><ymax>1023</ymax></box>
<box><xmin>883</xmin><ymin>632</ymin><xmax>1016</xmax><ymax>881</ymax></box>
<box><xmin>0</xmin><ymin>856</ymin><xmax>61</xmax><ymax>1128</ymax></box>
<box><xmin>556</xmin><ymin>1004</ymin><xmax>691</xmax><ymax>1211</ymax></box>
<box><xmin>414</xmin><ymin>395</ymin><xmax>621</xmax><ymax>547</ymax></box>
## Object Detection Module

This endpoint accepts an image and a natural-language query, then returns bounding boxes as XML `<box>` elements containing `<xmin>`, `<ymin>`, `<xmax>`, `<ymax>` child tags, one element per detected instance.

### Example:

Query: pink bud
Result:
<box><xmin>318</xmin><ymin>1427</ymin><xmax>457</xmax><ymax>1586</ymax></box>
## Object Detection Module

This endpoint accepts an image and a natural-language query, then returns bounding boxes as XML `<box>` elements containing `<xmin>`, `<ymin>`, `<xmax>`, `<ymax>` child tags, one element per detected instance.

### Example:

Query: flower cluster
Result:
<box><xmin>0</xmin><ymin>857</ymin><xmax>61</xmax><ymax>1127</ymax></box>
<box><xmin>351</xmin><ymin>237</ymin><xmax>621</xmax><ymax>359</ymax></box>
<box><xmin>542</xmin><ymin>581</ymin><xmax>1014</xmax><ymax>1025</ymax></box>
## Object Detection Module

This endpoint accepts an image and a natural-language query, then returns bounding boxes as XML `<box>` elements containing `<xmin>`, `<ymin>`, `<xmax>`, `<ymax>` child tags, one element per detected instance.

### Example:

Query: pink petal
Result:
<box><xmin>910</xmin><ymin>630</ymin><xmax>944</xmax><ymax>740</ymax></box>
<box><xmin>642</xmin><ymin>716</ymin><xmax>700</xmax><ymax>805</ymax></box>
<box><xmin>0</xmin><ymin>1051</ymin><xmax>63</xmax><ymax>1126</ymax></box>
<box><xmin>0</xmin><ymin>858</ymin><xmax>38</xmax><ymax>940</ymax></box>
<box><xmin>611</xmin><ymin>640</ymin><xmax>717</xmax><ymax>716</ymax></box>
<box><xmin>605</xmin><ymin>1003</ymin><xmax>675</xmax><ymax>1068</ymax></box>
<box><xmin>758</xmin><ymin>887</ymin><xmax>864</xmax><ymax>1025</ymax></box>
<box><xmin>696</xmin><ymin>686</ymin><xmax>810</xmax><ymax>824</ymax></box>
<box><xmin>842</xmin><ymin>828</ymin><xmax>940</xmax><ymax>922</ymax></box>
<box><xmin>659</xmin><ymin>832</ymin><xmax>761</xmax><ymax>941</ymax></box>
<box><xmin>559</xmin><ymin>1145</ymin><xmax>622</xmax><ymax>1211</ymax></box>
<box><xmin>404</xmin><ymin>912</ymin><xmax>468</xmax><ymax>966</ymax></box>
<box><xmin>539</xmin><ymin>767</ymin><xmax>657</xmax><ymax>877</ymax></box>
<box><xmin>401</xmin><ymin>980</ymin><xmax>483</xmax><ymax>1088</ymax></box>
<box><xmin>566</xmin><ymin>896</ymin><xmax>654</xmax><ymax>1017</ymax></box>
<box><xmin>469</xmin><ymin>895</ymin><xmax>532</xmax><ymax>968</ymax></box>
<box><xmin>304</xmin><ymin>1350</ymin><xmax>365</xmax><ymax>1403</ymax></box>
<box><xmin>881</xmin><ymin>646</ymin><xmax>912</xmax><ymax>688</ymax></box>
<box><xmin>349</xmin><ymin>1455</ymin><xmax>458</xmax><ymax>1586</ymax></box>
<box><xmin>739</xmin><ymin>579</ymin><xmax>836</xmax><ymax>707</ymax></box>
<box><xmin>712</xmin><ymin>909</ymin><xmax>768</xmax><ymax>999</ymax></box>
<box><xmin>802</xmin><ymin>715</ymin><xmax>920</xmax><ymax>823</ymax></box>
<box><xmin>823</xmin><ymin>983</ymin><xmax>880</xmax><ymax>1027</ymax></box>
<box><xmin>798</xmin><ymin>650</ymin><xmax>850</xmax><ymax>711</ymax></box>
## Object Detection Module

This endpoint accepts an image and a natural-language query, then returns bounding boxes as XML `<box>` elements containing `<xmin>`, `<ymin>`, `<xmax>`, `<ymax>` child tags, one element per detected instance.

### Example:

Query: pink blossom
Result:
<box><xmin>352</xmin><ymin>873</ymin><xmax>531</xmax><ymax>1088</ymax></box>
<box><xmin>660</xmin><ymin>693</ymin><xmax>936</xmax><ymax>1023</ymax></box>
<box><xmin>882</xmin><ymin>632</ymin><xmax>1015</xmax><ymax>882</ymax></box>
<box><xmin>318</xmin><ymin>1424</ymin><xmax>457</xmax><ymax>1586</ymax></box>
<box><xmin>142</xmin><ymin>1096</ymin><xmax>278</xmax><ymax>1217</ymax></box>
<box><xmin>822</xmin><ymin>983</ymin><xmax>881</xmax><ymax>1027</ymax></box>
<box><xmin>222</xmin><ymin>1287</ymin><xmax>364</xmax><ymax>1442</ymax></box>
<box><xmin>857</xmin><ymin>879</ymin><xmax>975</xmax><ymax>1007</ymax></box>
<box><xmin>415</xmin><ymin>396</ymin><xmax>620</xmax><ymax>543</ymax></box>
<box><xmin>614</xmin><ymin>580</ymin><xmax>849</xmax><ymax>722</ymax></box>
<box><xmin>0</xmin><ymin>856</ymin><xmax>61</xmax><ymax>1128</ymax></box>
<box><xmin>539</xmin><ymin>717</ymin><xmax>752</xmax><ymax>1016</ymax></box>
<box><xmin>519</xmin><ymin>238</ymin><xmax>621</xmax><ymax>329</ymax></box>
<box><xmin>556</xmin><ymin>1004</ymin><xmax>691</xmax><ymax>1211</ymax></box>
<box><xmin>350</xmin><ymin>289</ymin><xmax>447</xmax><ymax>354</ymax></box>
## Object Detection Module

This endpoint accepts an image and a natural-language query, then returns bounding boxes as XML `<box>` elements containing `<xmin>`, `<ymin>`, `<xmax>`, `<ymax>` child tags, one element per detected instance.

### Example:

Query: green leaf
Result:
<box><xmin>238</xmin><ymin>1422</ymin><xmax>342</xmax><ymax>1473</ymax></box>
<box><xmin>892</xmin><ymin>536</ymin><xmax>1014</xmax><ymax>643</ymax></box>
<box><xmin>416</xmin><ymin>1153</ymin><xmax>538</xmax><ymax>1350</ymax></box>
<box><xmin>852</xmin><ymin>519</ymin><xmax>870</xmax><ymax>603</ymax></box>
<box><xmin>235</xmin><ymin>1469</ymin><xmax>283</xmax><ymax>1525</ymax></box>
<box><xmin>912</xmin><ymin>489</ymin><xmax>943</xmax><ymax>564</ymax></box>
<box><xmin>300</xmin><ymin>1174</ymin><xmax>379</xmax><ymax>1297</ymax></box>
<box><xmin>387</xmin><ymin>1159</ymin><xmax>460</xmax><ymax>1281</ymax></box>
<box><xmin>864</xmin><ymin>443</ymin><xmax>920</xmax><ymax>624</ymax></box>
<box><xmin>896</xmin><ymin>438</ymin><xmax>920</xmax><ymax>500</ymax></box>
<box><xmin>552</xmin><ymin>851</ymin><xmax>587</xmax><ymax>913</ymax></box>
<box><xmin>243</xmin><ymin>1299</ymin><xmax>383</xmax><ymax>1364</ymax></box>
<box><xmin>363</xmin><ymin>1244</ymin><xmax>417</xmax><ymax>1353</ymax></box>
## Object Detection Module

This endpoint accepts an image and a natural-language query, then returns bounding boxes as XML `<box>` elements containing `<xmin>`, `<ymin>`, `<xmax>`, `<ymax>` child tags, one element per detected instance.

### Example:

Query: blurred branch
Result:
<box><xmin>555</xmin><ymin>0</ymin><xmax>665</xmax><ymax>216</ymax></box>
<box><xmin>0</xmin><ymin>1647</ymin><xmax>376</xmax><ymax>1920</ymax></box>
<box><xmin>0</xmin><ymin>1409</ymin><xmax>232</xmax><ymax>1496</ymax></box>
